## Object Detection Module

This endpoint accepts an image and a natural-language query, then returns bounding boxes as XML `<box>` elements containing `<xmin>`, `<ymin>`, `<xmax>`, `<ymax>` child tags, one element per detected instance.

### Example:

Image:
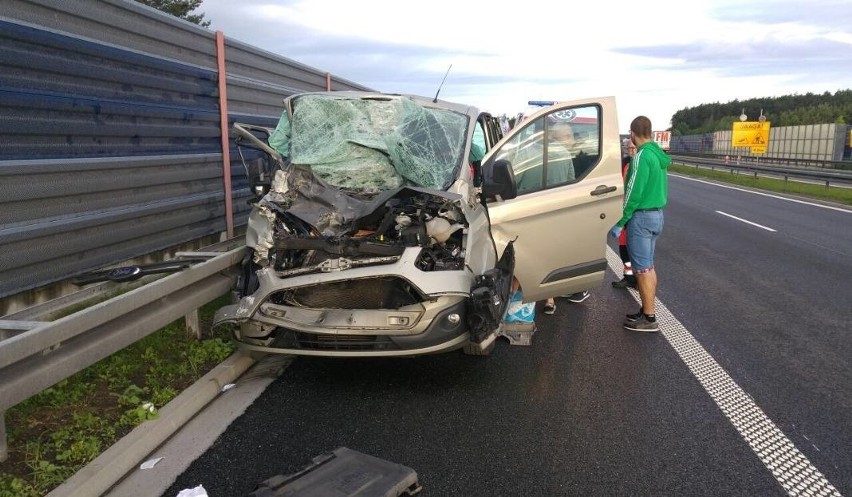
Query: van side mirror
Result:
<box><xmin>482</xmin><ymin>159</ymin><xmax>517</xmax><ymax>200</ymax></box>
<box><xmin>233</xmin><ymin>123</ymin><xmax>283</xmax><ymax>200</ymax></box>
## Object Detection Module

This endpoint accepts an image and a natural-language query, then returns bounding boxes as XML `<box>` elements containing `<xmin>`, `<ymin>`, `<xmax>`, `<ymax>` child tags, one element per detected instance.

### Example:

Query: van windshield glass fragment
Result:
<box><xmin>288</xmin><ymin>94</ymin><xmax>468</xmax><ymax>193</ymax></box>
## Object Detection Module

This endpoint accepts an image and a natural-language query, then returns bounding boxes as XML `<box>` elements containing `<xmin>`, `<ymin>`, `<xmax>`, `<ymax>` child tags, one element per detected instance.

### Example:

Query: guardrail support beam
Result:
<box><xmin>1</xmin><ymin>411</ymin><xmax>6</xmax><ymax>462</ymax></box>
<box><xmin>185</xmin><ymin>309</ymin><xmax>201</xmax><ymax>340</ymax></box>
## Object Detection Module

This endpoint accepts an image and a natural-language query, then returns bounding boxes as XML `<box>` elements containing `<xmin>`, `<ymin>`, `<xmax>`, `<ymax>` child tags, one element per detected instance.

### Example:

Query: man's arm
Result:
<box><xmin>617</xmin><ymin>152</ymin><xmax>651</xmax><ymax>226</ymax></box>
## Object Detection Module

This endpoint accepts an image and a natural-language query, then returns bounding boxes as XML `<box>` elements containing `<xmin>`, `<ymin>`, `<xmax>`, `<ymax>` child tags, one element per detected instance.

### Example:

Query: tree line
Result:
<box><xmin>670</xmin><ymin>89</ymin><xmax>852</xmax><ymax>136</ymax></box>
<box><xmin>134</xmin><ymin>0</ymin><xmax>210</xmax><ymax>27</ymax></box>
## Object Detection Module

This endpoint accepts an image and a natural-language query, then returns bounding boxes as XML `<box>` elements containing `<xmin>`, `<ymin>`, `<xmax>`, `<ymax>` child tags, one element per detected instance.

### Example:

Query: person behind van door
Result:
<box><xmin>610</xmin><ymin>116</ymin><xmax>670</xmax><ymax>332</ymax></box>
<box><xmin>546</xmin><ymin>122</ymin><xmax>577</xmax><ymax>183</ymax></box>
<box><xmin>515</xmin><ymin>120</ymin><xmax>577</xmax><ymax>194</ymax></box>
<box><xmin>541</xmin><ymin>122</ymin><xmax>587</xmax><ymax>314</ymax></box>
<box><xmin>613</xmin><ymin>139</ymin><xmax>637</xmax><ymax>289</ymax></box>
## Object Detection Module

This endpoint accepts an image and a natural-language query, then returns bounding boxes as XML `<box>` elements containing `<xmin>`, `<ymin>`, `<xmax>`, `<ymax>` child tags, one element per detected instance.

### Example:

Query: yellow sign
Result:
<box><xmin>751</xmin><ymin>146</ymin><xmax>766</xmax><ymax>154</ymax></box>
<box><xmin>732</xmin><ymin>121</ymin><xmax>771</xmax><ymax>148</ymax></box>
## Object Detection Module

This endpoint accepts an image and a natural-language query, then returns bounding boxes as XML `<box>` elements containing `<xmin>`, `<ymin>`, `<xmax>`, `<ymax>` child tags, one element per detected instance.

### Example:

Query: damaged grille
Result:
<box><xmin>273</xmin><ymin>277</ymin><xmax>422</xmax><ymax>309</ymax></box>
<box><xmin>269</xmin><ymin>329</ymin><xmax>398</xmax><ymax>352</ymax></box>
<box><xmin>293</xmin><ymin>332</ymin><xmax>396</xmax><ymax>351</ymax></box>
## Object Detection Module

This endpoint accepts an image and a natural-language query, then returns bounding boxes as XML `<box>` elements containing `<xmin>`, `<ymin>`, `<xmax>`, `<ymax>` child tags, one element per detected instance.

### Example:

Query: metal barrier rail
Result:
<box><xmin>670</xmin><ymin>155</ymin><xmax>852</xmax><ymax>188</ymax></box>
<box><xmin>0</xmin><ymin>246</ymin><xmax>246</xmax><ymax>461</ymax></box>
<box><xmin>670</xmin><ymin>152</ymin><xmax>852</xmax><ymax>171</ymax></box>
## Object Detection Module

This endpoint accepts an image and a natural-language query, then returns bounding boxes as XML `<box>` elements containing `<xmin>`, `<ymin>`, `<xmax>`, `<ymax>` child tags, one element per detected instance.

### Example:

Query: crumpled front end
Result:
<box><xmin>216</xmin><ymin>93</ymin><xmax>513</xmax><ymax>357</ymax></box>
<box><xmin>215</xmin><ymin>170</ymin><xmax>484</xmax><ymax>356</ymax></box>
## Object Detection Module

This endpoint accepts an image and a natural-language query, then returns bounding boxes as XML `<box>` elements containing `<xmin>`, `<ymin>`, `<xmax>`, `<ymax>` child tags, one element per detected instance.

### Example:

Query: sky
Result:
<box><xmin>197</xmin><ymin>0</ymin><xmax>852</xmax><ymax>132</ymax></box>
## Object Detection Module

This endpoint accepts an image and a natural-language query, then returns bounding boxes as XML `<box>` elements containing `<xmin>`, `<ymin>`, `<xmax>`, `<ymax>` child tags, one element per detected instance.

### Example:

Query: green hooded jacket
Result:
<box><xmin>617</xmin><ymin>140</ymin><xmax>670</xmax><ymax>227</ymax></box>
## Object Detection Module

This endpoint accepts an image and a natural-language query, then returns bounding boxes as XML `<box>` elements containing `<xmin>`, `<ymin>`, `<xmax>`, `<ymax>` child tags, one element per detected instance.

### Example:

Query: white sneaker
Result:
<box><xmin>564</xmin><ymin>291</ymin><xmax>590</xmax><ymax>303</ymax></box>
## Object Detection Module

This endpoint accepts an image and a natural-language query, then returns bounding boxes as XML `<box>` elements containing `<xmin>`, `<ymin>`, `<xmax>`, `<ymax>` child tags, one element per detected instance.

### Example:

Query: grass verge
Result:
<box><xmin>669</xmin><ymin>163</ymin><xmax>852</xmax><ymax>206</ymax></box>
<box><xmin>0</xmin><ymin>295</ymin><xmax>236</xmax><ymax>497</ymax></box>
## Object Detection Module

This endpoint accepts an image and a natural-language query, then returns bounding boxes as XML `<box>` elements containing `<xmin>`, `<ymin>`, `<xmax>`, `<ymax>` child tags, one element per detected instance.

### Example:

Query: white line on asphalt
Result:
<box><xmin>672</xmin><ymin>174</ymin><xmax>852</xmax><ymax>214</ymax></box>
<box><xmin>606</xmin><ymin>246</ymin><xmax>842</xmax><ymax>497</ymax></box>
<box><xmin>716</xmin><ymin>211</ymin><xmax>777</xmax><ymax>231</ymax></box>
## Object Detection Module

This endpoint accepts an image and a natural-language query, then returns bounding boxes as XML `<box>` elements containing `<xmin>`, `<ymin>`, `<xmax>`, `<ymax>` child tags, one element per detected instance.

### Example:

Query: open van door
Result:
<box><xmin>481</xmin><ymin>97</ymin><xmax>622</xmax><ymax>302</ymax></box>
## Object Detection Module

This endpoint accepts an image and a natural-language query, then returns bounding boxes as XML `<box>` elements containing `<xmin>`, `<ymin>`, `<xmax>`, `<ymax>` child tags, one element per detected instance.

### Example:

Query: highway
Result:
<box><xmin>139</xmin><ymin>173</ymin><xmax>850</xmax><ymax>496</ymax></box>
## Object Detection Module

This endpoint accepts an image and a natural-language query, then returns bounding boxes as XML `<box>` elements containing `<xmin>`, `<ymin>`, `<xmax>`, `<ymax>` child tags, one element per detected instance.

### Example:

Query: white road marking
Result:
<box><xmin>672</xmin><ymin>174</ymin><xmax>852</xmax><ymax>214</ymax></box>
<box><xmin>716</xmin><ymin>211</ymin><xmax>777</xmax><ymax>232</ymax></box>
<box><xmin>606</xmin><ymin>246</ymin><xmax>842</xmax><ymax>497</ymax></box>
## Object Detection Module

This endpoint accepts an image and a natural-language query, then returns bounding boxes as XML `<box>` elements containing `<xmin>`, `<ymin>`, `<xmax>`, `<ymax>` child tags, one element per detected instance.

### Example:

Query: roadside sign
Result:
<box><xmin>732</xmin><ymin>121</ymin><xmax>771</xmax><ymax>149</ymax></box>
<box><xmin>653</xmin><ymin>130</ymin><xmax>671</xmax><ymax>151</ymax></box>
<box><xmin>751</xmin><ymin>146</ymin><xmax>767</xmax><ymax>154</ymax></box>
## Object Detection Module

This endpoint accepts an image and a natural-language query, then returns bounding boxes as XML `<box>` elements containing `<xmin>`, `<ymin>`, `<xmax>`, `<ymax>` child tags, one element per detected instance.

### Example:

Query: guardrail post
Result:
<box><xmin>1</xmin><ymin>411</ymin><xmax>7</xmax><ymax>462</ymax></box>
<box><xmin>185</xmin><ymin>309</ymin><xmax>201</xmax><ymax>340</ymax></box>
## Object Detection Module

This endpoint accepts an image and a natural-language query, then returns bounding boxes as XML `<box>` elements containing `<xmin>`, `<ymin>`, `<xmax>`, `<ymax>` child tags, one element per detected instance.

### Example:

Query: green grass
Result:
<box><xmin>0</xmin><ymin>295</ymin><xmax>236</xmax><ymax>497</ymax></box>
<box><xmin>669</xmin><ymin>163</ymin><xmax>852</xmax><ymax>206</ymax></box>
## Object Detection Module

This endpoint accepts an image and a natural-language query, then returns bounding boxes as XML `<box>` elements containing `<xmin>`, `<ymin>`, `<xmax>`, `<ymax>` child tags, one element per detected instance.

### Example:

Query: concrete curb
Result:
<box><xmin>46</xmin><ymin>351</ymin><xmax>256</xmax><ymax>497</ymax></box>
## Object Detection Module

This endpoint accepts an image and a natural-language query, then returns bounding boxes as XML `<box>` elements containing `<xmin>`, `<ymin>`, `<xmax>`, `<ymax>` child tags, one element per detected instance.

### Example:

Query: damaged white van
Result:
<box><xmin>213</xmin><ymin>92</ymin><xmax>622</xmax><ymax>357</ymax></box>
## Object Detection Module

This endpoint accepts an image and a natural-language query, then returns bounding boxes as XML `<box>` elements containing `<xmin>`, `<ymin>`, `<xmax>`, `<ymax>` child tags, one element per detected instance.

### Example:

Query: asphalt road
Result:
<box><xmin>160</xmin><ymin>174</ymin><xmax>850</xmax><ymax>497</ymax></box>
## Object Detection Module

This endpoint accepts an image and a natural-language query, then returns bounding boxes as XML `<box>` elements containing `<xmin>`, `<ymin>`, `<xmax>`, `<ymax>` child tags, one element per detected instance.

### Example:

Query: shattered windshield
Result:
<box><xmin>288</xmin><ymin>94</ymin><xmax>468</xmax><ymax>194</ymax></box>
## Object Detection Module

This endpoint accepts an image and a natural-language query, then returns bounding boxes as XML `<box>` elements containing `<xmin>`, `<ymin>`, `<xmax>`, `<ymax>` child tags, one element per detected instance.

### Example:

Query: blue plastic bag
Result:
<box><xmin>504</xmin><ymin>289</ymin><xmax>536</xmax><ymax>323</ymax></box>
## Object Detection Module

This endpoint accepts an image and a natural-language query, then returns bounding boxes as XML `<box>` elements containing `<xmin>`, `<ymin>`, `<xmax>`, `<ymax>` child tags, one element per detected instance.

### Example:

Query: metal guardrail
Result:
<box><xmin>671</xmin><ymin>152</ymin><xmax>852</xmax><ymax>171</ymax></box>
<box><xmin>670</xmin><ymin>154</ymin><xmax>852</xmax><ymax>188</ymax></box>
<box><xmin>0</xmin><ymin>245</ymin><xmax>246</xmax><ymax>461</ymax></box>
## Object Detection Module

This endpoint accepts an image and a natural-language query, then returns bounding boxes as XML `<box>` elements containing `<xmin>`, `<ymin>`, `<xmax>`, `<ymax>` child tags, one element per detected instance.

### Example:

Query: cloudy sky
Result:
<box><xmin>199</xmin><ymin>0</ymin><xmax>851</xmax><ymax>132</ymax></box>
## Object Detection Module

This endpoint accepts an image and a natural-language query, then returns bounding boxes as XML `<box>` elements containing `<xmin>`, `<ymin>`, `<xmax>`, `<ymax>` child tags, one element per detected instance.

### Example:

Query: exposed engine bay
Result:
<box><xmin>246</xmin><ymin>185</ymin><xmax>470</xmax><ymax>288</ymax></box>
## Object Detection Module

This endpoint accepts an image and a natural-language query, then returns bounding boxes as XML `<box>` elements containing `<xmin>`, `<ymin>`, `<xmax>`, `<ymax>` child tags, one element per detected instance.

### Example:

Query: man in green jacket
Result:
<box><xmin>610</xmin><ymin>116</ymin><xmax>670</xmax><ymax>332</ymax></box>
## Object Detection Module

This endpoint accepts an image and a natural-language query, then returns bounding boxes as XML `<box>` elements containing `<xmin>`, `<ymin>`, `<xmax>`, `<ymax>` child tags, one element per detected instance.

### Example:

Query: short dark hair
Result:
<box><xmin>630</xmin><ymin>116</ymin><xmax>652</xmax><ymax>139</ymax></box>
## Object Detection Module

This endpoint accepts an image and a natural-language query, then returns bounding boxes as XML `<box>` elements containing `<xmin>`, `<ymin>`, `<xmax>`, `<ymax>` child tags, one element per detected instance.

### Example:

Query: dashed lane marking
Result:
<box><xmin>716</xmin><ymin>210</ymin><xmax>777</xmax><ymax>231</ymax></box>
<box><xmin>606</xmin><ymin>246</ymin><xmax>842</xmax><ymax>497</ymax></box>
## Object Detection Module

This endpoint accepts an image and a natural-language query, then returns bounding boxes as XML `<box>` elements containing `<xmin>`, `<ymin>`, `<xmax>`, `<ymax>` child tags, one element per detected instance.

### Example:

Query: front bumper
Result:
<box><xmin>218</xmin><ymin>298</ymin><xmax>470</xmax><ymax>357</ymax></box>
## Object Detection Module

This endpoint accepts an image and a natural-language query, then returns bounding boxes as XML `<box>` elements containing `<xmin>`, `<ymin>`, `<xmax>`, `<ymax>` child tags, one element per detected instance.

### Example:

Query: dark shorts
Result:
<box><xmin>626</xmin><ymin>209</ymin><xmax>664</xmax><ymax>272</ymax></box>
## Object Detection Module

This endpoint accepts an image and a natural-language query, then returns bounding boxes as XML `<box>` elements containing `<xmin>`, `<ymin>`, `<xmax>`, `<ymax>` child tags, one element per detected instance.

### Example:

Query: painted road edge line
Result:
<box><xmin>606</xmin><ymin>245</ymin><xmax>842</xmax><ymax>497</ymax></box>
<box><xmin>671</xmin><ymin>174</ymin><xmax>852</xmax><ymax>214</ymax></box>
